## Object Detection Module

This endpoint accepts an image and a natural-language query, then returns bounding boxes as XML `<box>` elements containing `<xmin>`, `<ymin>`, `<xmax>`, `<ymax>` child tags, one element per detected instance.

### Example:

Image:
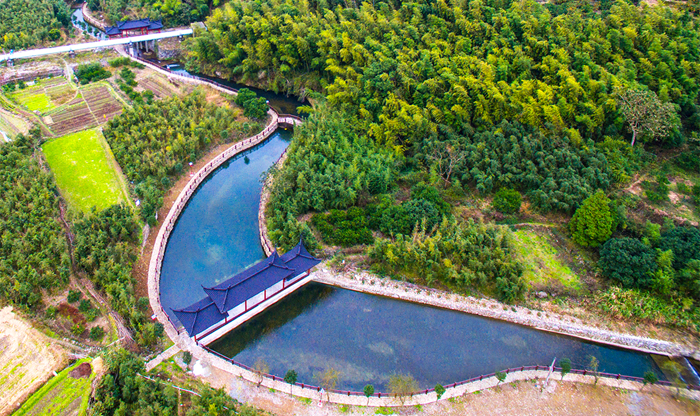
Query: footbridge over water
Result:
<box><xmin>0</xmin><ymin>28</ymin><xmax>193</xmax><ymax>64</ymax></box>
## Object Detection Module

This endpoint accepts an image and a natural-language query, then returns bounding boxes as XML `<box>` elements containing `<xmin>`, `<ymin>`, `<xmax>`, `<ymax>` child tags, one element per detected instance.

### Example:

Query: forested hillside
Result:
<box><xmin>192</xmin><ymin>0</ymin><xmax>700</xmax><ymax>329</ymax></box>
<box><xmin>185</xmin><ymin>0</ymin><xmax>700</xmax><ymax>146</ymax></box>
<box><xmin>0</xmin><ymin>132</ymin><xmax>70</xmax><ymax>307</ymax></box>
<box><xmin>0</xmin><ymin>0</ymin><xmax>72</xmax><ymax>50</ymax></box>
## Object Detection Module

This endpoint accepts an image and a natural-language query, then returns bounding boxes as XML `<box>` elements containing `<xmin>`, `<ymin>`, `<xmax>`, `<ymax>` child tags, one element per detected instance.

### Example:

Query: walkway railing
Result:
<box><xmin>150</xmin><ymin>110</ymin><xmax>280</xmax><ymax>334</ymax></box>
<box><xmin>191</xmin><ymin>353</ymin><xmax>700</xmax><ymax>397</ymax></box>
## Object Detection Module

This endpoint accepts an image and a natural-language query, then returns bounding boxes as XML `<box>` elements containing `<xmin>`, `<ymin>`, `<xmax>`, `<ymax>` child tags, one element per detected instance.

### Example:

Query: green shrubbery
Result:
<box><xmin>492</xmin><ymin>188</ymin><xmax>522</xmax><ymax>215</ymax></box>
<box><xmin>643</xmin><ymin>175</ymin><xmax>670</xmax><ymax>203</ymax></box>
<box><xmin>312</xmin><ymin>207</ymin><xmax>373</xmax><ymax>247</ymax></box>
<box><xmin>599</xmin><ymin>225</ymin><xmax>700</xmax><ymax>330</ymax></box>
<box><xmin>74</xmin><ymin>63</ymin><xmax>110</xmax><ymax>84</ymax></box>
<box><xmin>569</xmin><ymin>190</ymin><xmax>616</xmax><ymax>248</ymax></box>
<box><xmin>599</xmin><ymin>238</ymin><xmax>657</xmax><ymax>289</ymax></box>
<box><xmin>108</xmin><ymin>57</ymin><xmax>145</xmax><ymax>69</ymax></box>
<box><xmin>234</xmin><ymin>88</ymin><xmax>268</xmax><ymax>120</ymax></box>
<box><xmin>597</xmin><ymin>287</ymin><xmax>700</xmax><ymax>331</ymax></box>
<box><xmin>369</xmin><ymin>218</ymin><xmax>525</xmax><ymax>303</ymax></box>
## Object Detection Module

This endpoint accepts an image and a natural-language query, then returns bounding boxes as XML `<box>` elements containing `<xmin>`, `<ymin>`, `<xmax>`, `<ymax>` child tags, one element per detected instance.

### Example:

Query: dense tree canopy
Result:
<box><xmin>0</xmin><ymin>0</ymin><xmax>71</xmax><ymax>50</ymax></box>
<box><xmin>185</xmin><ymin>0</ymin><xmax>700</xmax><ymax>147</ymax></box>
<box><xmin>599</xmin><ymin>237</ymin><xmax>657</xmax><ymax>289</ymax></box>
<box><xmin>369</xmin><ymin>218</ymin><xmax>525</xmax><ymax>302</ymax></box>
<box><xmin>73</xmin><ymin>205</ymin><xmax>162</xmax><ymax>346</ymax></box>
<box><xmin>93</xmin><ymin>348</ymin><xmax>260</xmax><ymax>415</ymax></box>
<box><xmin>658</xmin><ymin>226</ymin><xmax>700</xmax><ymax>270</ymax></box>
<box><xmin>0</xmin><ymin>135</ymin><xmax>70</xmax><ymax>308</ymax></box>
<box><xmin>103</xmin><ymin>91</ymin><xmax>262</xmax><ymax>224</ymax></box>
<box><xmin>425</xmin><ymin>121</ymin><xmax>611</xmax><ymax>212</ymax></box>
<box><xmin>267</xmin><ymin>106</ymin><xmax>394</xmax><ymax>251</ymax></box>
<box><xmin>89</xmin><ymin>0</ymin><xmax>210</xmax><ymax>27</ymax></box>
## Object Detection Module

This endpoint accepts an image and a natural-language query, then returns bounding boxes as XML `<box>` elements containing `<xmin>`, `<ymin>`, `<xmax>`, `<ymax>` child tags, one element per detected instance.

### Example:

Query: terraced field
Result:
<box><xmin>44</xmin><ymin>84</ymin><xmax>124</xmax><ymax>136</ymax></box>
<box><xmin>0</xmin><ymin>307</ymin><xmax>66</xmax><ymax>416</ymax></box>
<box><xmin>8</xmin><ymin>78</ymin><xmax>76</xmax><ymax>112</ymax></box>
<box><xmin>13</xmin><ymin>359</ymin><xmax>97</xmax><ymax>416</ymax></box>
<box><xmin>0</xmin><ymin>108</ymin><xmax>29</xmax><ymax>141</ymax></box>
<box><xmin>4</xmin><ymin>76</ymin><xmax>124</xmax><ymax>137</ymax></box>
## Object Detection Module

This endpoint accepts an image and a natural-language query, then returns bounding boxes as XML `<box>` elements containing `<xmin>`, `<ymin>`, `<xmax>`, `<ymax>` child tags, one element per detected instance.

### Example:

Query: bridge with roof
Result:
<box><xmin>0</xmin><ymin>28</ymin><xmax>193</xmax><ymax>64</ymax></box>
<box><xmin>173</xmin><ymin>240</ymin><xmax>320</xmax><ymax>343</ymax></box>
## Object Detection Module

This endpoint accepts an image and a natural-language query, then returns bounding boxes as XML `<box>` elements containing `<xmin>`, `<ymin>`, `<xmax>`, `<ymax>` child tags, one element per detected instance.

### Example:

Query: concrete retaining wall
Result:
<box><xmin>81</xmin><ymin>3</ymin><xmax>105</xmax><ymax>30</ymax></box>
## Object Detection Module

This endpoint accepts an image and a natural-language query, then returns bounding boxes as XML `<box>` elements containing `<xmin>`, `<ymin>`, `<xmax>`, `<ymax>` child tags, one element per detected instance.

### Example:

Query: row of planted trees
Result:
<box><xmin>250</xmin><ymin>354</ymin><xmax>681</xmax><ymax>406</ymax></box>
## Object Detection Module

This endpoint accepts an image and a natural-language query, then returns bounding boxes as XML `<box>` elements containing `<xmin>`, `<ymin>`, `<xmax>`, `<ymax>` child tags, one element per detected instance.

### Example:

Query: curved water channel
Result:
<box><xmin>71</xmin><ymin>8</ymin><xmax>107</xmax><ymax>41</ymax></box>
<box><xmin>159</xmin><ymin>126</ymin><xmax>669</xmax><ymax>393</ymax></box>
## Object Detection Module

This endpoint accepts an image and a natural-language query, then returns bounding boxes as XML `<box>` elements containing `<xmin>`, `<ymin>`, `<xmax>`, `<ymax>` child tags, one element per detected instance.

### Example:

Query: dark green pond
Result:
<box><xmin>208</xmin><ymin>282</ymin><xmax>662</xmax><ymax>391</ymax></box>
<box><xmin>160</xmin><ymin>130</ymin><xmax>291</xmax><ymax>320</ymax></box>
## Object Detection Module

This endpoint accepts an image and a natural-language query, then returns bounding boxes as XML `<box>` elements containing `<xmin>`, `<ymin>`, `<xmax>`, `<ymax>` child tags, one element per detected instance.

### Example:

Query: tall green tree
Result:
<box><xmin>569</xmin><ymin>190</ymin><xmax>616</xmax><ymax>248</ymax></box>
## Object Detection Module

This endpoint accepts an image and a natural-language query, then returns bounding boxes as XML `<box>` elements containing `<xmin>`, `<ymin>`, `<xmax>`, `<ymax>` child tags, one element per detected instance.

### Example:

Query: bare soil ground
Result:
<box><xmin>0</xmin><ymin>307</ymin><xmax>67</xmax><ymax>416</ymax></box>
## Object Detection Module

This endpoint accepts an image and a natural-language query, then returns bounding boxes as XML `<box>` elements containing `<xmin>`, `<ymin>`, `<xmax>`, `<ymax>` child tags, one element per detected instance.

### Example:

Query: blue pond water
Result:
<box><xmin>160</xmin><ymin>130</ymin><xmax>291</xmax><ymax>320</ymax></box>
<box><xmin>160</xmin><ymin>128</ymin><xmax>662</xmax><ymax>392</ymax></box>
<box><xmin>208</xmin><ymin>282</ymin><xmax>662</xmax><ymax>391</ymax></box>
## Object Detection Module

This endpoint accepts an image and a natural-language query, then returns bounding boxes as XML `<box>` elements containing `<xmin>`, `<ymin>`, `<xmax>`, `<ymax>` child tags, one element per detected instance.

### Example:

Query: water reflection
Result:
<box><xmin>210</xmin><ymin>282</ymin><xmax>663</xmax><ymax>391</ymax></box>
<box><xmin>160</xmin><ymin>131</ymin><xmax>291</xmax><ymax>321</ymax></box>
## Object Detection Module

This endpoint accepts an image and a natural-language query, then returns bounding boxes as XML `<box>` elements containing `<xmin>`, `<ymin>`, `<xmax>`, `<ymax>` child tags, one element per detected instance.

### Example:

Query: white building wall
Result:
<box><xmin>197</xmin><ymin>273</ymin><xmax>315</xmax><ymax>344</ymax></box>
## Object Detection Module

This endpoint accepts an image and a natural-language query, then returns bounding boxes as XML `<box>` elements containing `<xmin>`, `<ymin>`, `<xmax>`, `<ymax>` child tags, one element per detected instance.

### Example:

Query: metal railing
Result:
<box><xmin>193</xmin><ymin>356</ymin><xmax>700</xmax><ymax>398</ymax></box>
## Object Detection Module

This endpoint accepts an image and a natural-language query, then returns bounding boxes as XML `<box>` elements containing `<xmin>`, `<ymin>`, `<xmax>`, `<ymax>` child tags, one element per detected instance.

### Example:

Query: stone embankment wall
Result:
<box><xmin>0</xmin><ymin>69</ymin><xmax>63</xmax><ymax>85</ymax></box>
<box><xmin>257</xmin><ymin>171</ymin><xmax>696</xmax><ymax>360</ymax></box>
<box><xmin>81</xmin><ymin>3</ymin><xmax>106</xmax><ymax>30</ymax></box>
<box><xmin>156</xmin><ymin>37</ymin><xmax>182</xmax><ymax>60</ymax></box>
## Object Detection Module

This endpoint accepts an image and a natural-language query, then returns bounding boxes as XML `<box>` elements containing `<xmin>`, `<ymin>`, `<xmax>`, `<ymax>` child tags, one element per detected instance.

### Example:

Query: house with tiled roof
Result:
<box><xmin>104</xmin><ymin>19</ymin><xmax>163</xmax><ymax>38</ymax></box>
<box><xmin>172</xmin><ymin>240</ymin><xmax>321</xmax><ymax>341</ymax></box>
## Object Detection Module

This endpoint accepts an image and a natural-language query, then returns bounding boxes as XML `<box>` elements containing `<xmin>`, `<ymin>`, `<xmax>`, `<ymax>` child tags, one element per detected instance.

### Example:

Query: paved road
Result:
<box><xmin>0</xmin><ymin>29</ymin><xmax>193</xmax><ymax>62</ymax></box>
<box><xmin>0</xmin><ymin>130</ymin><xmax>9</xmax><ymax>143</ymax></box>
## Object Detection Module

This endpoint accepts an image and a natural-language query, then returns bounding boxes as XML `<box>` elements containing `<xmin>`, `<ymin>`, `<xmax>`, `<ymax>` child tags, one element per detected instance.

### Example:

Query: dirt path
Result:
<box><xmin>0</xmin><ymin>307</ymin><xmax>68</xmax><ymax>416</ymax></box>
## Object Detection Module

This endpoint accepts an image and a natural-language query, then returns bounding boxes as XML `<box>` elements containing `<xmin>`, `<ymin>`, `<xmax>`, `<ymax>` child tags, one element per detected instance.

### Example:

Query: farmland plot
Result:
<box><xmin>42</xmin><ymin>129</ymin><xmax>131</xmax><ymax>212</ymax></box>
<box><xmin>13</xmin><ymin>359</ymin><xmax>97</xmax><ymax>416</ymax></box>
<box><xmin>0</xmin><ymin>307</ymin><xmax>66</xmax><ymax>416</ymax></box>
<box><xmin>44</xmin><ymin>85</ymin><xmax>123</xmax><ymax>136</ymax></box>
<box><xmin>0</xmin><ymin>108</ymin><xmax>29</xmax><ymax>140</ymax></box>
<box><xmin>9</xmin><ymin>78</ymin><xmax>76</xmax><ymax>112</ymax></box>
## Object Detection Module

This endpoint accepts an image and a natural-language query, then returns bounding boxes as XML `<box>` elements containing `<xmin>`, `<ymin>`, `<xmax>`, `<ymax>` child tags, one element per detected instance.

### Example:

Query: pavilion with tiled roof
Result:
<box><xmin>105</xmin><ymin>19</ymin><xmax>163</xmax><ymax>38</ymax></box>
<box><xmin>172</xmin><ymin>240</ymin><xmax>320</xmax><ymax>340</ymax></box>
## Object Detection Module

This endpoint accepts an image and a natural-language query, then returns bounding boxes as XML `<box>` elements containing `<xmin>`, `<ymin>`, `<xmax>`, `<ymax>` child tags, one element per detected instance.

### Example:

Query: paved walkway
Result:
<box><xmin>140</xmin><ymin>66</ymin><xmax>699</xmax><ymax>407</ymax></box>
<box><xmin>146</xmin><ymin>344</ymin><xmax>180</xmax><ymax>371</ymax></box>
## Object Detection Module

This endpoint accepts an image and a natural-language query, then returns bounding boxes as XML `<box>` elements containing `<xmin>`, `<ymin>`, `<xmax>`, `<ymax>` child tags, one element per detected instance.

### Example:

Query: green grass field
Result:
<box><xmin>42</xmin><ymin>129</ymin><xmax>131</xmax><ymax>212</ymax></box>
<box><xmin>511</xmin><ymin>228</ymin><xmax>582</xmax><ymax>293</ymax></box>
<box><xmin>14</xmin><ymin>359</ymin><xmax>94</xmax><ymax>416</ymax></box>
<box><xmin>10</xmin><ymin>87</ymin><xmax>56</xmax><ymax>112</ymax></box>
